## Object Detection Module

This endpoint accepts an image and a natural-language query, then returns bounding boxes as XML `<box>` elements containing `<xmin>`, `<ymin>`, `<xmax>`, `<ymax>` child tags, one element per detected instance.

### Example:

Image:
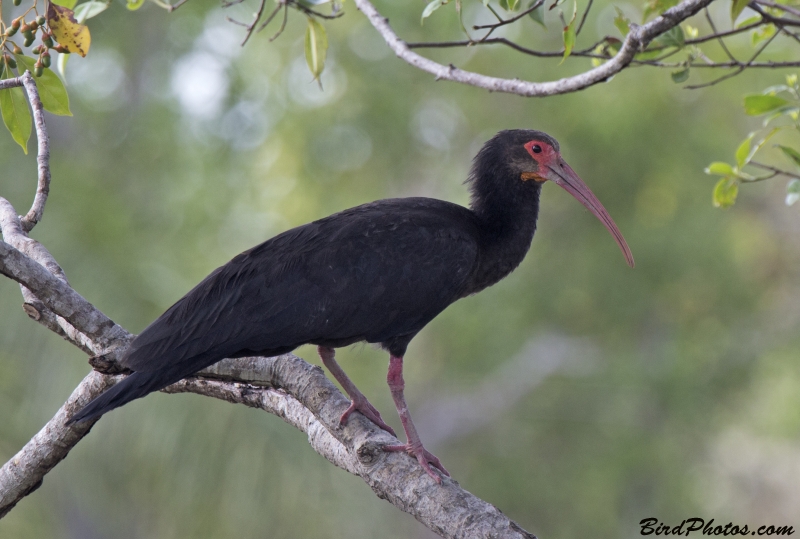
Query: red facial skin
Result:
<box><xmin>523</xmin><ymin>139</ymin><xmax>635</xmax><ymax>268</ymax></box>
<box><xmin>523</xmin><ymin>140</ymin><xmax>560</xmax><ymax>179</ymax></box>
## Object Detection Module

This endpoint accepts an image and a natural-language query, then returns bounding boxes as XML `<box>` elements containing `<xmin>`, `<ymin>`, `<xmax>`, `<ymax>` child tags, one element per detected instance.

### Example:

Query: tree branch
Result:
<box><xmin>472</xmin><ymin>0</ymin><xmax>544</xmax><ymax>31</ymax></box>
<box><xmin>0</xmin><ymin>370</ymin><xmax>114</xmax><ymax>518</ymax></box>
<box><xmin>753</xmin><ymin>0</ymin><xmax>800</xmax><ymax>19</ymax></box>
<box><xmin>0</xmin><ymin>73</ymin><xmax>52</xmax><ymax>232</ymax></box>
<box><xmin>576</xmin><ymin>0</ymin><xmax>594</xmax><ymax>36</ymax></box>
<box><xmin>18</xmin><ymin>72</ymin><xmax>50</xmax><ymax>233</ymax></box>
<box><xmin>351</xmin><ymin>0</ymin><xmax>716</xmax><ymax>97</ymax></box>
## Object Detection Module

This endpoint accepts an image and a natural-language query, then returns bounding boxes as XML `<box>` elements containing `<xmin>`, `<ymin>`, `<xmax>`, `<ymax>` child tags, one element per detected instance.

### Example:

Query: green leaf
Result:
<box><xmin>705</xmin><ymin>162</ymin><xmax>735</xmax><ymax>176</ymax></box>
<box><xmin>613</xmin><ymin>7</ymin><xmax>629</xmax><ymax>37</ymax></box>
<box><xmin>498</xmin><ymin>0</ymin><xmax>520</xmax><ymax>10</ymax></box>
<box><xmin>713</xmin><ymin>177</ymin><xmax>739</xmax><ymax>208</ymax></box>
<box><xmin>126</xmin><ymin>0</ymin><xmax>146</xmax><ymax>11</ymax></box>
<box><xmin>752</xmin><ymin>24</ymin><xmax>775</xmax><ymax>46</ymax></box>
<box><xmin>744</xmin><ymin>94</ymin><xmax>789</xmax><ymax>115</ymax></box>
<box><xmin>591</xmin><ymin>44</ymin><xmax>604</xmax><ymax>67</ymax></box>
<box><xmin>731</xmin><ymin>0</ymin><xmax>749</xmax><ymax>22</ymax></box>
<box><xmin>529</xmin><ymin>2</ymin><xmax>546</xmax><ymax>27</ymax></box>
<box><xmin>15</xmin><ymin>55</ymin><xmax>72</xmax><ymax>116</ymax></box>
<box><xmin>735</xmin><ymin>134</ymin><xmax>753</xmax><ymax>168</ymax></box>
<box><xmin>560</xmin><ymin>1</ymin><xmax>577</xmax><ymax>63</ymax></box>
<box><xmin>635</xmin><ymin>49</ymin><xmax>663</xmax><ymax>61</ymax></box>
<box><xmin>653</xmin><ymin>25</ymin><xmax>685</xmax><ymax>48</ymax></box>
<box><xmin>51</xmin><ymin>0</ymin><xmax>78</xmax><ymax>8</ymax></box>
<box><xmin>737</xmin><ymin>15</ymin><xmax>759</xmax><ymax>28</ymax></box>
<box><xmin>304</xmin><ymin>17</ymin><xmax>328</xmax><ymax>82</ymax></box>
<box><xmin>786</xmin><ymin>179</ymin><xmax>800</xmax><ymax>206</ymax></box>
<box><xmin>777</xmin><ymin>145</ymin><xmax>800</xmax><ymax>168</ymax></box>
<box><xmin>0</xmin><ymin>69</ymin><xmax>32</xmax><ymax>154</ymax></box>
<box><xmin>671</xmin><ymin>66</ymin><xmax>689</xmax><ymax>83</ymax></box>
<box><xmin>74</xmin><ymin>0</ymin><xmax>110</xmax><ymax>21</ymax></box>
<box><xmin>421</xmin><ymin>0</ymin><xmax>445</xmax><ymax>23</ymax></box>
<box><xmin>744</xmin><ymin>127</ymin><xmax>779</xmax><ymax>165</ymax></box>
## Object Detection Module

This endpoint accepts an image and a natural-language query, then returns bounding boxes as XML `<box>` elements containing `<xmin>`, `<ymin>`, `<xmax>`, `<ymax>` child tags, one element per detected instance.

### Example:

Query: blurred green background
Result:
<box><xmin>1</xmin><ymin>0</ymin><xmax>799</xmax><ymax>537</ymax></box>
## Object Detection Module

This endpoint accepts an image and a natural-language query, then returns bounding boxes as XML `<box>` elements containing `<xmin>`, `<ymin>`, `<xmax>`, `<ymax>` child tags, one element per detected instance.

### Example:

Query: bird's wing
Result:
<box><xmin>122</xmin><ymin>199</ymin><xmax>481</xmax><ymax>373</ymax></box>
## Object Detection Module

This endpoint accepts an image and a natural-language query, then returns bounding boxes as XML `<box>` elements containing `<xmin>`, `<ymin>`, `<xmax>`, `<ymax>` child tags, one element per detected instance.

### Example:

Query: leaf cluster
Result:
<box><xmin>705</xmin><ymin>74</ymin><xmax>800</xmax><ymax>208</ymax></box>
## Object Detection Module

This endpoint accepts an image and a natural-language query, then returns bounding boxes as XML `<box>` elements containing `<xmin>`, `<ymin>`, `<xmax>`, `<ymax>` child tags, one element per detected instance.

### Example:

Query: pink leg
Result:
<box><xmin>383</xmin><ymin>354</ymin><xmax>449</xmax><ymax>483</ymax></box>
<box><xmin>318</xmin><ymin>346</ymin><xmax>396</xmax><ymax>436</ymax></box>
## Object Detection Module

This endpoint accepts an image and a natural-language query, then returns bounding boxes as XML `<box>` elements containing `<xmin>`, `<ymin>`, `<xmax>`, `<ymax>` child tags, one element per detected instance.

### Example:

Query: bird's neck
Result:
<box><xmin>467</xmin><ymin>175</ymin><xmax>541</xmax><ymax>294</ymax></box>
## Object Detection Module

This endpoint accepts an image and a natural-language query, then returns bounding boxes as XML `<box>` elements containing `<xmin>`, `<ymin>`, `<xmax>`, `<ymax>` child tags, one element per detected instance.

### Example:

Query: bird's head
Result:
<box><xmin>472</xmin><ymin>129</ymin><xmax>635</xmax><ymax>268</ymax></box>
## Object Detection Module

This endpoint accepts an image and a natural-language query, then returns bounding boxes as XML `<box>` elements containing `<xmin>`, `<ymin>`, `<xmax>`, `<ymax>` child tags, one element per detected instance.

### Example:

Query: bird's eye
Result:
<box><xmin>532</xmin><ymin>144</ymin><xmax>542</xmax><ymax>154</ymax></box>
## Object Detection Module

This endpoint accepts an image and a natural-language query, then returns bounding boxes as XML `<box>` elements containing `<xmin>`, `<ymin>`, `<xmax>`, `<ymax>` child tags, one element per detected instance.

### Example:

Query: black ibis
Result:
<box><xmin>69</xmin><ymin>129</ymin><xmax>633</xmax><ymax>481</ymax></box>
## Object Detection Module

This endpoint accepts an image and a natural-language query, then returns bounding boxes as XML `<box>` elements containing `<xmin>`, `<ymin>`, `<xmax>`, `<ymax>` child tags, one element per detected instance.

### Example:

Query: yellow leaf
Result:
<box><xmin>47</xmin><ymin>3</ymin><xmax>91</xmax><ymax>57</ymax></box>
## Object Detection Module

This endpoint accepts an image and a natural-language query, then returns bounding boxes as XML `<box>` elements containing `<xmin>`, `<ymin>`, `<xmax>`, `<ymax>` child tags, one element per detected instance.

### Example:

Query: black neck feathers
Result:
<box><xmin>465</xmin><ymin>134</ymin><xmax>543</xmax><ymax>294</ymax></box>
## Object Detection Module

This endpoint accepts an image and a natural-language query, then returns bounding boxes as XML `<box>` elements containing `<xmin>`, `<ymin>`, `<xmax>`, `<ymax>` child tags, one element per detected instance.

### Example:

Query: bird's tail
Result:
<box><xmin>67</xmin><ymin>369</ymin><xmax>181</xmax><ymax>425</ymax></box>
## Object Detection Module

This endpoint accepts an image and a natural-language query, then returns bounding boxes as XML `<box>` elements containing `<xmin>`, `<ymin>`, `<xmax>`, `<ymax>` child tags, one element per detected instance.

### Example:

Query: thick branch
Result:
<box><xmin>0</xmin><ymin>370</ymin><xmax>112</xmax><ymax>518</ymax></box>
<box><xmin>169</xmin><ymin>360</ymin><xmax>538</xmax><ymax>539</ymax></box>
<box><xmin>0</xmin><ymin>238</ymin><xmax>129</xmax><ymax>351</ymax></box>
<box><xmin>0</xmin><ymin>198</ymin><xmax>111</xmax><ymax>356</ymax></box>
<box><xmin>352</xmin><ymin>0</ymin><xmax>716</xmax><ymax>96</ymax></box>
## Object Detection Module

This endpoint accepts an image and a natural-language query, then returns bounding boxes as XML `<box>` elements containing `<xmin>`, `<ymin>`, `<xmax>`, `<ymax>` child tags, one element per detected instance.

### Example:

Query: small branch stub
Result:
<box><xmin>22</xmin><ymin>302</ymin><xmax>41</xmax><ymax>320</ymax></box>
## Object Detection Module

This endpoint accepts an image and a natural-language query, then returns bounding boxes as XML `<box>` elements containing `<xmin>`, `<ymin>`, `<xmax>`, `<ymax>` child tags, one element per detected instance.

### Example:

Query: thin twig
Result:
<box><xmin>749</xmin><ymin>160</ymin><xmax>800</xmax><ymax>180</ymax></box>
<box><xmin>576</xmin><ymin>0</ymin><xmax>594</xmax><ymax>36</ymax></box>
<box><xmin>294</xmin><ymin>0</ymin><xmax>344</xmax><ymax>20</ymax></box>
<box><xmin>241</xmin><ymin>0</ymin><xmax>268</xmax><ymax>46</ymax></box>
<box><xmin>473</xmin><ymin>0</ymin><xmax>544</xmax><ymax>30</ymax></box>
<box><xmin>226</xmin><ymin>16</ymin><xmax>250</xmax><ymax>27</ymax></box>
<box><xmin>748</xmin><ymin>4</ymin><xmax>800</xmax><ymax>27</ymax></box>
<box><xmin>0</xmin><ymin>73</ymin><xmax>52</xmax><ymax>233</ymax></box>
<box><xmin>705</xmin><ymin>8</ymin><xmax>738</xmax><ymax>63</ymax></box>
<box><xmin>754</xmin><ymin>0</ymin><xmax>800</xmax><ymax>18</ymax></box>
<box><xmin>685</xmin><ymin>27</ymin><xmax>778</xmax><ymax>89</ymax></box>
<box><xmin>269</xmin><ymin>3</ymin><xmax>289</xmax><ymax>41</ymax></box>
<box><xmin>256</xmin><ymin>1</ymin><xmax>284</xmax><ymax>32</ymax></box>
<box><xmin>408</xmin><ymin>36</ymin><xmax>800</xmax><ymax>69</ymax></box>
<box><xmin>779</xmin><ymin>26</ymin><xmax>800</xmax><ymax>45</ymax></box>
<box><xmin>409</xmin><ymin>37</ymin><xmax>564</xmax><ymax>57</ymax></box>
<box><xmin>166</xmin><ymin>0</ymin><xmax>190</xmax><ymax>12</ymax></box>
<box><xmin>649</xmin><ymin>59</ymin><xmax>800</xmax><ymax>67</ymax></box>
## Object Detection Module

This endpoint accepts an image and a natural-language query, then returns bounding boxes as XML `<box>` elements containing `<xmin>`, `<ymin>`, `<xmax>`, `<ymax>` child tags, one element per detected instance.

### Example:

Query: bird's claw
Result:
<box><xmin>383</xmin><ymin>442</ymin><xmax>450</xmax><ymax>483</ymax></box>
<box><xmin>340</xmin><ymin>396</ymin><xmax>396</xmax><ymax>437</ymax></box>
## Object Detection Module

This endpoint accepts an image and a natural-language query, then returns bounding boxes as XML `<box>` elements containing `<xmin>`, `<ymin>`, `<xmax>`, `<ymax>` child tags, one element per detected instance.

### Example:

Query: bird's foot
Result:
<box><xmin>383</xmin><ymin>442</ymin><xmax>450</xmax><ymax>483</ymax></box>
<box><xmin>341</xmin><ymin>395</ymin><xmax>396</xmax><ymax>437</ymax></box>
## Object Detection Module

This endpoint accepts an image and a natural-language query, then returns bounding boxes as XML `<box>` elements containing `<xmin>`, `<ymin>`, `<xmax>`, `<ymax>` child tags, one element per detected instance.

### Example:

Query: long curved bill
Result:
<box><xmin>546</xmin><ymin>159</ymin><xmax>635</xmax><ymax>268</ymax></box>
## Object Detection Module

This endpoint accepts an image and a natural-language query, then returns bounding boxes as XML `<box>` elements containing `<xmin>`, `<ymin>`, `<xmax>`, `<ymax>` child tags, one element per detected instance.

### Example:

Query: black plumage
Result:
<box><xmin>69</xmin><ymin>129</ymin><xmax>633</xmax><ymax>481</ymax></box>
